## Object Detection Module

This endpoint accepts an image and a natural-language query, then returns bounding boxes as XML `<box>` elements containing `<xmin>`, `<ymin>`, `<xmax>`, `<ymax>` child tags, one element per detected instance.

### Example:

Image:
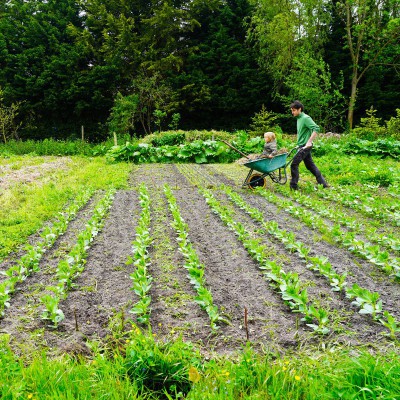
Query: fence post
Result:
<box><xmin>81</xmin><ymin>125</ymin><xmax>84</xmax><ymax>142</ymax></box>
<box><xmin>113</xmin><ymin>131</ymin><xmax>118</xmax><ymax>146</ymax></box>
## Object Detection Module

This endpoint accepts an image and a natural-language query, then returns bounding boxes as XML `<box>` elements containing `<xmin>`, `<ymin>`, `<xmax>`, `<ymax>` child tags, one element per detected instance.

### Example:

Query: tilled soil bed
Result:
<box><xmin>1</xmin><ymin>164</ymin><xmax>398</xmax><ymax>356</ymax></box>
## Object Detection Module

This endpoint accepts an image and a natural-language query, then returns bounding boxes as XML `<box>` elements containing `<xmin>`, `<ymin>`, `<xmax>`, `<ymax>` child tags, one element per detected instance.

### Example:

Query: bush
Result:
<box><xmin>141</xmin><ymin>130</ymin><xmax>233</xmax><ymax>145</ymax></box>
<box><xmin>248</xmin><ymin>105</ymin><xmax>280</xmax><ymax>138</ymax></box>
<box><xmin>342</xmin><ymin>138</ymin><xmax>400</xmax><ymax>159</ymax></box>
<box><xmin>124</xmin><ymin>329</ymin><xmax>201</xmax><ymax>398</ymax></box>
<box><xmin>386</xmin><ymin>108</ymin><xmax>400</xmax><ymax>140</ymax></box>
<box><xmin>151</xmin><ymin>132</ymin><xmax>186</xmax><ymax>147</ymax></box>
<box><xmin>351</xmin><ymin>107</ymin><xmax>386</xmax><ymax>140</ymax></box>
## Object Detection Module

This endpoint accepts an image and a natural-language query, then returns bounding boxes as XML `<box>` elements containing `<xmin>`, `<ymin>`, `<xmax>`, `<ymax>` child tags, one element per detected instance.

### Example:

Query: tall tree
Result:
<box><xmin>0</xmin><ymin>0</ymin><xmax>101</xmax><ymax>138</ymax></box>
<box><xmin>337</xmin><ymin>0</ymin><xmax>400</xmax><ymax>128</ymax></box>
<box><xmin>247</xmin><ymin>0</ymin><xmax>331</xmax><ymax>90</ymax></box>
<box><xmin>171</xmin><ymin>0</ymin><xmax>272</xmax><ymax>130</ymax></box>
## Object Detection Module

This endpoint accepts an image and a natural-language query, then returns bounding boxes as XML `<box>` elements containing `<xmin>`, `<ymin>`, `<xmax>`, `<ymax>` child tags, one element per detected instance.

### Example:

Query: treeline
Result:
<box><xmin>0</xmin><ymin>0</ymin><xmax>399</xmax><ymax>141</ymax></box>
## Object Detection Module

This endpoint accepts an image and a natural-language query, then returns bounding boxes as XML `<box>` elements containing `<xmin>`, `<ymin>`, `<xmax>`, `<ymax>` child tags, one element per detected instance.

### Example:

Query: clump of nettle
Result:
<box><xmin>127</xmin><ymin>184</ymin><xmax>153</xmax><ymax>325</ymax></box>
<box><xmin>40</xmin><ymin>189</ymin><xmax>115</xmax><ymax>327</ymax></box>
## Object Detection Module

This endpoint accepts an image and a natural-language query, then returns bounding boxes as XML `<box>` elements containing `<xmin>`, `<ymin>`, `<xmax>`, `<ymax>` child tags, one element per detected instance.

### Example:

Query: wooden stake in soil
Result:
<box><xmin>81</xmin><ymin>125</ymin><xmax>84</xmax><ymax>142</ymax></box>
<box><xmin>113</xmin><ymin>131</ymin><xmax>118</xmax><ymax>146</ymax></box>
<box><xmin>74</xmin><ymin>308</ymin><xmax>79</xmax><ymax>331</ymax></box>
<box><xmin>244</xmin><ymin>307</ymin><xmax>249</xmax><ymax>340</ymax></box>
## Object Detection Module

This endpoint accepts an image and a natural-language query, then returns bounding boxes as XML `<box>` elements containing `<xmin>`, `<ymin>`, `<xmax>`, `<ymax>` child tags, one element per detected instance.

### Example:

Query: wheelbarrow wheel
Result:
<box><xmin>248</xmin><ymin>173</ymin><xmax>266</xmax><ymax>189</ymax></box>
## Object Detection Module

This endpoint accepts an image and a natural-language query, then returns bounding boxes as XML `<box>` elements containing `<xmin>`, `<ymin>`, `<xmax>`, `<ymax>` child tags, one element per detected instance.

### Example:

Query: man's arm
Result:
<box><xmin>304</xmin><ymin>115</ymin><xmax>320</xmax><ymax>148</ymax></box>
<box><xmin>304</xmin><ymin>131</ymin><xmax>318</xmax><ymax>148</ymax></box>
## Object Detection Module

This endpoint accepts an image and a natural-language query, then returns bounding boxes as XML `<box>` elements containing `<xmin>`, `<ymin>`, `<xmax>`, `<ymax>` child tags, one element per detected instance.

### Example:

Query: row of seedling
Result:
<box><xmin>126</xmin><ymin>184</ymin><xmax>153</xmax><ymax>325</ymax></box>
<box><xmin>40</xmin><ymin>189</ymin><xmax>116</xmax><ymax>327</ymax></box>
<box><xmin>327</xmin><ymin>182</ymin><xmax>399</xmax><ymax>212</ymax></box>
<box><xmin>198</xmin><ymin>186</ymin><xmax>331</xmax><ymax>335</ymax></box>
<box><xmin>275</xmin><ymin>185</ymin><xmax>399</xmax><ymax>254</ymax></box>
<box><xmin>164</xmin><ymin>184</ymin><xmax>227</xmax><ymax>331</ymax></box>
<box><xmin>0</xmin><ymin>188</ymin><xmax>94</xmax><ymax>317</ymax></box>
<box><xmin>255</xmin><ymin>188</ymin><xmax>400</xmax><ymax>278</ymax></box>
<box><xmin>302</xmin><ymin>182</ymin><xmax>399</xmax><ymax>227</ymax></box>
<box><xmin>223</xmin><ymin>186</ymin><xmax>399</xmax><ymax>338</ymax></box>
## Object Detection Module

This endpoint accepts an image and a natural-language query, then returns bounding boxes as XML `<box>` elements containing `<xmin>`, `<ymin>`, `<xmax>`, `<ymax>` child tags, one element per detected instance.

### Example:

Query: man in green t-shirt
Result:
<box><xmin>290</xmin><ymin>100</ymin><xmax>328</xmax><ymax>190</ymax></box>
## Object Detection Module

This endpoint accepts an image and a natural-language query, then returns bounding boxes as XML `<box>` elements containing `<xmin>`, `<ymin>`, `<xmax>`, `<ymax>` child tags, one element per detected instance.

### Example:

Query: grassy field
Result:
<box><xmin>0</xmin><ymin>152</ymin><xmax>399</xmax><ymax>399</ymax></box>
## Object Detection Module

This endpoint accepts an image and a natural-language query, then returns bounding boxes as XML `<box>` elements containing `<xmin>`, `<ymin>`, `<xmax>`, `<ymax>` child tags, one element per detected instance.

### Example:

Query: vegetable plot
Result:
<box><xmin>0</xmin><ymin>162</ymin><xmax>399</xmax><ymax>354</ymax></box>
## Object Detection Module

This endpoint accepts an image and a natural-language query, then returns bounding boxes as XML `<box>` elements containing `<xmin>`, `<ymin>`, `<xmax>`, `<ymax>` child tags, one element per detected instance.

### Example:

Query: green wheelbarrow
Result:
<box><xmin>222</xmin><ymin>141</ymin><xmax>299</xmax><ymax>189</ymax></box>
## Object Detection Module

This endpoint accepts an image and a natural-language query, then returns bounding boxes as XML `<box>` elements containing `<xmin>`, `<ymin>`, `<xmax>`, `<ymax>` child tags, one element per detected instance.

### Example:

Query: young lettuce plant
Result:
<box><xmin>39</xmin><ymin>189</ymin><xmax>115</xmax><ymax>327</ymax></box>
<box><xmin>128</xmin><ymin>184</ymin><xmax>153</xmax><ymax>325</ymax></box>
<box><xmin>0</xmin><ymin>189</ymin><xmax>94</xmax><ymax>317</ymax></box>
<box><xmin>201</xmin><ymin>186</ymin><xmax>331</xmax><ymax>335</ymax></box>
<box><xmin>164</xmin><ymin>184</ymin><xmax>228</xmax><ymax>331</ymax></box>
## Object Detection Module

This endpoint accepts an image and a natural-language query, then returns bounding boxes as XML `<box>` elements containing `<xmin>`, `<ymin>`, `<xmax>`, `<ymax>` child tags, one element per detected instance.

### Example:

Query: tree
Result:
<box><xmin>279</xmin><ymin>49</ymin><xmax>346</xmax><ymax>132</ymax></box>
<box><xmin>131</xmin><ymin>72</ymin><xmax>176</xmax><ymax>135</ymax></box>
<box><xmin>171</xmin><ymin>0</ymin><xmax>272</xmax><ymax>129</ymax></box>
<box><xmin>107</xmin><ymin>93</ymin><xmax>139</xmax><ymax>136</ymax></box>
<box><xmin>0</xmin><ymin>89</ymin><xmax>22</xmax><ymax>143</ymax></box>
<box><xmin>337</xmin><ymin>0</ymin><xmax>400</xmax><ymax>128</ymax></box>
<box><xmin>247</xmin><ymin>0</ymin><xmax>331</xmax><ymax>90</ymax></box>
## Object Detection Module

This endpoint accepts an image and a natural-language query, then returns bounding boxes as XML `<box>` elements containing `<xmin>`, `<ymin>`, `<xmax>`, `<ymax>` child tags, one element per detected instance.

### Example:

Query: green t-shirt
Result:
<box><xmin>295</xmin><ymin>112</ymin><xmax>320</xmax><ymax>146</ymax></box>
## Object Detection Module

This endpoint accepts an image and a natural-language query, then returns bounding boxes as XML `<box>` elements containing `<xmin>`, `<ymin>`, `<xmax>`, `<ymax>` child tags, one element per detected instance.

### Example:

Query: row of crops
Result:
<box><xmin>1</xmin><ymin>162</ymin><xmax>399</xmax><ymax>346</ymax></box>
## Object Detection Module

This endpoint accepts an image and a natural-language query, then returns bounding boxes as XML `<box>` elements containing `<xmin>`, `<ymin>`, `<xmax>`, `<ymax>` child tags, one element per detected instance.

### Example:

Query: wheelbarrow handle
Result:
<box><xmin>221</xmin><ymin>140</ymin><xmax>250</xmax><ymax>159</ymax></box>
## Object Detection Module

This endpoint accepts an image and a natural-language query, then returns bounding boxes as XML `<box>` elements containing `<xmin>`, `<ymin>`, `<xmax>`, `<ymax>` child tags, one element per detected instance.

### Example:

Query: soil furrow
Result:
<box><xmin>206</xmin><ymin>164</ymin><xmax>400</xmax><ymax>321</ymax></box>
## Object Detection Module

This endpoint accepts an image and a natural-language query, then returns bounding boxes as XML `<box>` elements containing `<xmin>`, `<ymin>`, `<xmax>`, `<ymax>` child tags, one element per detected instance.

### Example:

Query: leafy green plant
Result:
<box><xmin>168</xmin><ymin>113</ymin><xmax>181</xmax><ymax>130</ymax></box>
<box><xmin>386</xmin><ymin>108</ymin><xmax>400</xmax><ymax>140</ymax></box>
<box><xmin>124</xmin><ymin>326</ymin><xmax>201</xmax><ymax>398</ymax></box>
<box><xmin>40</xmin><ymin>293</ymin><xmax>65</xmax><ymax>326</ymax></box>
<box><xmin>152</xmin><ymin>132</ymin><xmax>186</xmax><ymax>147</ymax></box>
<box><xmin>153</xmin><ymin>109</ymin><xmax>167</xmax><ymax>133</ymax></box>
<box><xmin>164</xmin><ymin>184</ymin><xmax>227</xmax><ymax>331</ymax></box>
<box><xmin>248</xmin><ymin>105</ymin><xmax>280</xmax><ymax>137</ymax></box>
<box><xmin>127</xmin><ymin>184</ymin><xmax>153</xmax><ymax>325</ymax></box>
<box><xmin>352</xmin><ymin>107</ymin><xmax>386</xmax><ymax>140</ymax></box>
<box><xmin>379</xmin><ymin>311</ymin><xmax>400</xmax><ymax>339</ymax></box>
<box><xmin>40</xmin><ymin>189</ymin><xmax>115</xmax><ymax>327</ymax></box>
<box><xmin>346</xmin><ymin>284</ymin><xmax>383</xmax><ymax>320</ymax></box>
<box><xmin>108</xmin><ymin>92</ymin><xmax>139</xmax><ymax>136</ymax></box>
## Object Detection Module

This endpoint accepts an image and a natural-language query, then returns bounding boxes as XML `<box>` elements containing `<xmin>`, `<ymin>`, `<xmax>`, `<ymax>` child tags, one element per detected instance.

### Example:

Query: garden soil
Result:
<box><xmin>1</xmin><ymin>164</ymin><xmax>398</xmax><ymax>357</ymax></box>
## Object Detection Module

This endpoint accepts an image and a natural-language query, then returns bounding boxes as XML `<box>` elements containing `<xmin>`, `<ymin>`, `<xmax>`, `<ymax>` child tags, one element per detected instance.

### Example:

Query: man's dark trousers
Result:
<box><xmin>290</xmin><ymin>147</ymin><xmax>327</xmax><ymax>189</ymax></box>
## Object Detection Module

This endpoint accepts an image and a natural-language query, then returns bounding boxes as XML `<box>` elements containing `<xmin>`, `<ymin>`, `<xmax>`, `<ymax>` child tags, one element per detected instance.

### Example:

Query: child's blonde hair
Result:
<box><xmin>264</xmin><ymin>131</ymin><xmax>276</xmax><ymax>143</ymax></box>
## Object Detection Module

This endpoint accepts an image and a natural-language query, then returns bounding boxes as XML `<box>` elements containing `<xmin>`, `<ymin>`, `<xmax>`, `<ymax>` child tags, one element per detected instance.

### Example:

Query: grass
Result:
<box><xmin>0</xmin><ymin>329</ymin><xmax>399</xmax><ymax>400</ymax></box>
<box><xmin>0</xmin><ymin>156</ymin><xmax>132</xmax><ymax>260</ymax></box>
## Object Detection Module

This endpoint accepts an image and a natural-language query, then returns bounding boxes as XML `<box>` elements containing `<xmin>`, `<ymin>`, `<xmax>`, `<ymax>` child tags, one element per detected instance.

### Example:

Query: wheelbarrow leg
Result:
<box><xmin>242</xmin><ymin>169</ymin><xmax>254</xmax><ymax>188</ymax></box>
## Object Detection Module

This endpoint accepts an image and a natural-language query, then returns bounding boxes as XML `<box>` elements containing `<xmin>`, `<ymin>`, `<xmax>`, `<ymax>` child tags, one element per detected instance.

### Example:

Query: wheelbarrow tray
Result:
<box><xmin>243</xmin><ymin>153</ymin><xmax>287</xmax><ymax>174</ymax></box>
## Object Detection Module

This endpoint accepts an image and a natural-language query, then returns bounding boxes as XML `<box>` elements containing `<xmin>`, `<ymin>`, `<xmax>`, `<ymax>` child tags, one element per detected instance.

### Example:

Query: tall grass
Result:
<box><xmin>0</xmin><ymin>330</ymin><xmax>398</xmax><ymax>400</ymax></box>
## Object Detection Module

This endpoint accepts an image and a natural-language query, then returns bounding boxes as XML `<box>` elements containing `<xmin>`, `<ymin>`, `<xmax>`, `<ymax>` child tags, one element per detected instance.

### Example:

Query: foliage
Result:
<box><xmin>278</xmin><ymin>50</ymin><xmax>346</xmax><ymax>132</ymax></box>
<box><xmin>335</xmin><ymin>0</ymin><xmax>400</xmax><ymax>128</ymax></box>
<box><xmin>124</xmin><ymin>328</ymin><xmax>200</xmax><ymax>398</ymax></box>
<box><xmin>153</xmin><ymin>109</ymin><xmax>167</xmax><ymax>133</ymax></box>
<box><xmin>351</xmin><ymin>107</ymin><xmax>386</xmax><ymax>140</ymax></box>
<box><xmin>151</xmin><ymin>132</ymin><xmax>186</xmax><ymax>147</ymax></box>
<box><xmin>0</xmin><ymin>89</ymin><xmax>22</xmax><ymax>143</ymax></box>
<box><xmin>131</xmin><ymin>72</ymin><xmax>177</xmax><ymax>135</ymax></box>
<box><xmin>127</xmin><ymin>185</ymin><xmax>153</xmax><ymax>325</ymax></box>
<box><xmin>247</xmin><ymin>0</ymin><xmax>331</xmax><ymax>89</ymax></box>
<box><xmin>248</xmin><ymin>105</ymin><xmax>280</xmax><ymax>137</ymax></box>
<box><xmin>168</xmin><ymin>113</ymin><xmax>181</xmax><ymax>130</ymax></box>
<box><xmin>108</xmin><ymin>93</ymin><xmax>139</xmax><ymax>137</ymax></box>
<box><xmin>106</xmin><ymin>140</ymin><xmax>234</xmax><ymax>163</ymax></box>
<box><xmin>140</xmin><ymin>130</ymin><xmax>232</xmax><ymax>145</ymax></box>
<box><xmin>386</xmin><ymin>108</ymin><xmax>400</xmax><ymax>140</ymax></box>
<box><xmin>342</xmin><ymin>138</ymin><xmax>400</xmax><ymax>159</ymax></box>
